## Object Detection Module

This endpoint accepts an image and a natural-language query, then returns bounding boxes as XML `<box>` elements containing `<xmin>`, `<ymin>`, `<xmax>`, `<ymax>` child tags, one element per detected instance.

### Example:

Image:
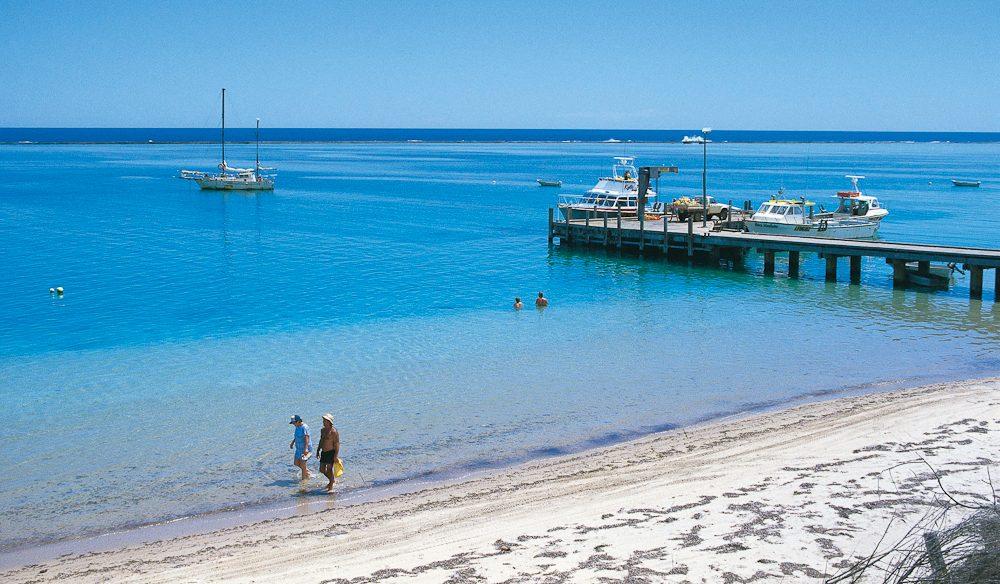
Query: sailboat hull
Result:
<box><xmin>196</xmin><ymin>177</ymin><xmax>274</xmax><ymax>191</ymax></box>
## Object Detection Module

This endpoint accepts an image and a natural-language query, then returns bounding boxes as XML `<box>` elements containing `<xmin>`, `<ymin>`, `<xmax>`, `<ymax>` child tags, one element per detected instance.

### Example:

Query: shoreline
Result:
<box><xmin>3</xmin><ymin>376</ymin><xmax>997</xmax><ymax>582</ymax></box>
<box><xmin>0</xmin><ymin>370</ymin><xmax>954</xmax><ymax>567</ymax></box>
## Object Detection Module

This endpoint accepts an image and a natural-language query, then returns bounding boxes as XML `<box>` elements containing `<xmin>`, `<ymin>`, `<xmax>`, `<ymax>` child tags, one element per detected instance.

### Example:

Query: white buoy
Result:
<box><xmin>49</xmin><ymin>287</ymin><xmax>55</xmax><ymax>294</ymax></box>
<box><xmin>56</xmin><ymin>287</ymin><xmax>64</xmax><ymax>295</ymax></box>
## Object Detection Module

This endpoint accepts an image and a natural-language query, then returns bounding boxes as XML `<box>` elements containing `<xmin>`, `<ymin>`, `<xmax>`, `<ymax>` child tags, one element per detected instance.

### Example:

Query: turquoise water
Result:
<box><xmin>1</xmin><ymin>142</ymin><xmax>999</xmax><ymax>553</ymax></box>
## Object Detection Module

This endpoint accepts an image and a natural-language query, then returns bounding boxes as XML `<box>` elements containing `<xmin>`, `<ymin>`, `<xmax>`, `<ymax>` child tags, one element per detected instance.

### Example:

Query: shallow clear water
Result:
<box><xmin>1</xmin><ymin>141</ymin><xmax>999</xmax><ymax>553</ymax></box>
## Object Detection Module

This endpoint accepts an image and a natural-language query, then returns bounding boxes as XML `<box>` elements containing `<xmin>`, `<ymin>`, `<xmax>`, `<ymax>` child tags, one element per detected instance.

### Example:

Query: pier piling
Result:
<box><xmin>970</xmin><ymin>266</ymin><xmax>983</xmax><ymax>299</ymax></box>
<box><xmin>686</xmin><ymin>215</ymin><xmax>694</xmax><ymax>257</ymax></box>
<box><xmin>892</xmin><ymin>260</ymin><xmax>907</xmax><ymax>288</ymax></box>
<box><xmin>850</xmin><ymin>255</ymin><xmax>862</xmax><ymax>284</ymax></box>
<box><xmin>548</xmin><ymin>208</ymin><xmax>554</xmax><ymax>243</ymax></box>
<box><xmin>638</xmin><ymin>213</ymin><xmax>644</xmax><ymax>253</ymax></box>
<box><xmin>616</xmin><ymin>208</ymin><xmax>622</xmax><ymax>250</ymax></box>
<box><xmin>662</xmin><ymin>216</ymin><xmax>668</xmax><ymax>254</ymax></box>
<box><xmin>763</xmin><ymin>251</ymin><xmax>775</xmax><ymax>275</ymax></box>
<box><xmin>825</xmin><ymin>255</ymin><xmax>838</xmax><ymax>282</ymax></box>
<box><xmin>995</xmin><ymin>268</ymin><xmax>1000</xmax><ymax>302</ymax></box>
<box><xmin>788</xmin><ymin>251</ymin><xmax>800</xmax><ymax>278</ymax></box>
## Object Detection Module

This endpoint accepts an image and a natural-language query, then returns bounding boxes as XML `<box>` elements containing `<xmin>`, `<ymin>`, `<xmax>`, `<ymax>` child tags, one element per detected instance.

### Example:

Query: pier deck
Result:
<box><xmin>548</xmin><ymin>212</ymin><xmax>1000</xmax><ymax>300</ymax></box>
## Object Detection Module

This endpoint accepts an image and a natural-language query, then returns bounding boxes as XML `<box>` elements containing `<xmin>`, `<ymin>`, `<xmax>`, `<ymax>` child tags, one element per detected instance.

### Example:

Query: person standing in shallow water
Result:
<box><xmin>513</xmin><ymin>297</ymin><xmax>523</xmax><ymax>310</ymax></box>
<box><xmin>317</xmin><ymin>413</ymin><xmax>340</xmax><ymax>492</ymax></box>
<box><xmin>289</xmin><ymin>415</ymin><xmax>311</xmax><ymax>481</ymax></box>
<box><xmin>535</xmin><ymin>291</ymin><xmax>549</xmax><ymax>308</ymax></box>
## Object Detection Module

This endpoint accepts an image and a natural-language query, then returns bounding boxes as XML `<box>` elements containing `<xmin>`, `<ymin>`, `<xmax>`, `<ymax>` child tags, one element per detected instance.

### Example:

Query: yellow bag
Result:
<box><xmin>334</xmin><ymin>458</ymin><xmax>344</xmax><ymax>478</ymax></box>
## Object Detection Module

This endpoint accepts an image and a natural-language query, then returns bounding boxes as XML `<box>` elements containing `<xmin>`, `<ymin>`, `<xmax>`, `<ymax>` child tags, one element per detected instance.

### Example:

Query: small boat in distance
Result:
<box><xmin>537</xmin><ymin>179</ymin><xmax>562</xmax><ymax>187</ymax></box>
<box><xmin>180</xmin><ymin>89</ymin><xmax>276</xmax><ymax>191</ymax></box>
<box><xmin>952</xmin><ymin>179</ymin><xmax>981</xmax><ymax>187</ymax></box>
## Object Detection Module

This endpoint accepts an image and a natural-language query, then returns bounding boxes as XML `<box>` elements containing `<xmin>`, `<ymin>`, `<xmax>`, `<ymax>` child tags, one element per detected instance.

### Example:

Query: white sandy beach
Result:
<box><xmin>4</xmin><ymin>377</ymin><xmax>998</xmax><ymax>583</ymax></box>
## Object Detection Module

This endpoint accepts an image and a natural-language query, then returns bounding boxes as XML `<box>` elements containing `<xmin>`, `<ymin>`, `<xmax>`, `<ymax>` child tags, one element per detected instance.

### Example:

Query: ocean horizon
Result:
<box><xmin>2</xmin><ymin>127</ymin><xmax>1000</xmax><ymax>144</ymax></box>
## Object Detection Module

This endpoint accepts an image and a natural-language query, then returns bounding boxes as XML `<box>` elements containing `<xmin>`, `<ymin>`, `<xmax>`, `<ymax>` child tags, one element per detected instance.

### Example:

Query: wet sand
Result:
<box><xmin>4</xmin><ymin>377</ymin><xmax>998</xmax><ymax>583</ymax></box>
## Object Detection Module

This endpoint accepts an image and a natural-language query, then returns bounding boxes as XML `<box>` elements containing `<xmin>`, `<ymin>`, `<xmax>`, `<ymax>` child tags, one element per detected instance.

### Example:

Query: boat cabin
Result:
<box><xmin>752</xmin><ymin>199</ymin><xmax>815</xmax><ymax>224</ymax></box>
<box><xmin>588</xmin><ymin>157</ymin><xmax>643</xmax><ymax>196</ymax></box>
<box><xmin>824</xmin><ymin>175</ymin><xmax>887</xmax><ymax>220</ymax></box>
<box><xmin>560</xmin><ymin>192</ymin><xmax>644</xmax><ymax>210</ymax></box>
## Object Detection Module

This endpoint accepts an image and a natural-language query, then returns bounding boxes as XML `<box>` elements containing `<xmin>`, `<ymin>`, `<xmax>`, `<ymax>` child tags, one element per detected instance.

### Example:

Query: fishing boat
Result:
<box><xmin>180</xmin><ymin>89</ymin><xmax>276</xmax><ymax>191</ymax></box>
<box><xmin>557</xmin><ymin>157</ymin><xmax>656</xmax><ymax>219</ymax></box>
<box><xmin>815</xmin><ymin>175</ymin><xmax>889</xmax><ymax>222</ymax></box>
<box><xmin>537</xmin><ymin>179</ymin><xmax>562</xmax><ymax>187</ymax></box>
<box><xmin>952</xmin><ymin>179</ymin><xmax>981</xmax><ymax>187</ymax></box>
<box><xmin>745</xmin><ymin>196</ymin><xmax>880</xmax><ymax>239</ymax></box>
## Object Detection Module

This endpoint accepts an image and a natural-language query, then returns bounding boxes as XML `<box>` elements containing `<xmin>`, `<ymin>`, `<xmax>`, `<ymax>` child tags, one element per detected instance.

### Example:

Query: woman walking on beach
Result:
<box><xmin>317</xmin><ymin>413</ymin><xmax>340</xmax><ymax>492</ymax></box>
<box><xmin>289</xmin><ymin>415</ymin><xmax>312</xmax><ymax>481</ymax></box>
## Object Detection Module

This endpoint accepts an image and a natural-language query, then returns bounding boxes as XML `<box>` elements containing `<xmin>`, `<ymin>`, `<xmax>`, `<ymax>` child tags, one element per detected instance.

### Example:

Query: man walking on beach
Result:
<box><xmin>289</xmin><ymin>415</ymin><xmax>312</xmax><ymax>481</ymax></box>
<box><xmin>317</xmin><ymin>413</ymin><xmax>340</xmax><ymax>492</ymax></box>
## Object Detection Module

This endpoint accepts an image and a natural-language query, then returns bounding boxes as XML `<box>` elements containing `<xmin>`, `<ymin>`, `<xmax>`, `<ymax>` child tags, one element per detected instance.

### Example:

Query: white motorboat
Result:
<box><xmin>558</xmin><ymin>157</ymin><xmax>657</xmax><ymax>219</ymax></box>
<box><xmin>815</xmin><ymin>175</ymin><xmax>888</xmax><ymax>222</ymax></box>
<box><xmin>180</xmin><ymin>89</ymin><xmax>276</xmax><ymax>191</ymax></box>
<box><xmin>745</xmin><ymin>197</ymin><xmax>880</xmax><ymax>239</ymax></box>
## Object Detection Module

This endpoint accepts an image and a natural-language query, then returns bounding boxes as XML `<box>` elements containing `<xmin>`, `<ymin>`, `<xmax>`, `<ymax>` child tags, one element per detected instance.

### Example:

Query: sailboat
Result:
<box><xmin>180</xmin><ymin>88</ymin><xmax>276</xmax><ymax>191</ymax></box>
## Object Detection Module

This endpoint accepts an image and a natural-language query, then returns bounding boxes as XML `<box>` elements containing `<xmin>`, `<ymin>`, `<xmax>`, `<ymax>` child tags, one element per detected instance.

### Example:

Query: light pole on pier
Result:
<box><xmin>701</xmin><ymin>127</ymin><xmax>712</xmax><ymax>227</ymax></box>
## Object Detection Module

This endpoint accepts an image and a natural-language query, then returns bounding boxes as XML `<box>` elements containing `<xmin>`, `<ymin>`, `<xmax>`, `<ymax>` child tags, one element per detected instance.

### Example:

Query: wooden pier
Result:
<box><xmin>548</xmin><ymin>210</ymin><xmax>1000</xmax><ymax>301</ymax></box>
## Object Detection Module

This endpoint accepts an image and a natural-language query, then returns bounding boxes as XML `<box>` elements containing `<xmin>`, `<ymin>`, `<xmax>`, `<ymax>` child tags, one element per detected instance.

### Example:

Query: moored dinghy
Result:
<box><xmin>952</xmin><ymin>179</ymin><xmax>981</xmax><ymax>187</ymax></box>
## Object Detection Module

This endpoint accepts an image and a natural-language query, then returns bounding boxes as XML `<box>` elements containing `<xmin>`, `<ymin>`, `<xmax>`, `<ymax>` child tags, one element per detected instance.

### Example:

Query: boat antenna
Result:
<box><xmin>221</xmin><ymin>88</ymin><xmax>226</xmax><ymax>168</ymax></box>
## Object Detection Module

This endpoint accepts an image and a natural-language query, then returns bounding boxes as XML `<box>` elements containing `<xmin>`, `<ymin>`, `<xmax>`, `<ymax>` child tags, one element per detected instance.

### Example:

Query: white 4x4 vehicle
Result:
<box><xmin>670</xmin><ymin>195</ymin><xmax>732</xmax><ymax>221</ymax></box>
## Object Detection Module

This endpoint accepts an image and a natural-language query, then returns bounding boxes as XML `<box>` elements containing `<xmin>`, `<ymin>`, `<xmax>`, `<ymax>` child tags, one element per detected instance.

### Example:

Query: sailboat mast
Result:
<box><xmin>221</xmin><ymin>88</ymin><xmax>226</xmax><ymax>166</ymax></box>
<box><xmin>256</xmin><ymin>118</ymin><xmax>260</xmax><ymax>168</ymax></box>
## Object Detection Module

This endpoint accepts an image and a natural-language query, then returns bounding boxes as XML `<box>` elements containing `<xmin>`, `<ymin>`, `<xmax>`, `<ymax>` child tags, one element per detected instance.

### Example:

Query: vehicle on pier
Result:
<box><xmin>557</xmin><ymin>157</ymin><xmax>656</xmax><ymax>219</ymax></box>
<box><xmin>670</xmin><ymin>195</ymin><xmax>734</xmax><ymax>221</ymax></box>
<box><xmin>745</xmin><ymin>197</ymin><xmax>880</xmax><ymax>239</ymax></box>
<box><xmin>814</xmin><ymin>175</ymin><xmax>888</xmax><ymax>222</ymax></box>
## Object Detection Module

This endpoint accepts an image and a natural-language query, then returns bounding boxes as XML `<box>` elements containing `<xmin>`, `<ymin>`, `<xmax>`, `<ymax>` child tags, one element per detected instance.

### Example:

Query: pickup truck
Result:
<box><xmin>670</xmin><ymin>195</ymin><xmax>732</xmax><ymax>221</ymax></box>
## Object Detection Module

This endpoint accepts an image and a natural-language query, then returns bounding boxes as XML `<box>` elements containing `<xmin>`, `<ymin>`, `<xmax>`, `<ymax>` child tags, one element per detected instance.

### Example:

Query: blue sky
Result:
<box><xmin>1</xmin><ymin>1</ymin><xmax>997</xmax><ymax>130</ymax></box>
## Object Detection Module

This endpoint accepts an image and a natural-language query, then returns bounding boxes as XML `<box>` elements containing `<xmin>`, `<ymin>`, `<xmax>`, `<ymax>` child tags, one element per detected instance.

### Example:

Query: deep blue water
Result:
<box><xmin>3</xmin><ymin>127</ymin><xmax>1000</xmax><ymax>144</ymax></box>
<box><xmin>1</xmin><ymin>141</ymin><xmax>998</xmax><ymax>554</ymax></box>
